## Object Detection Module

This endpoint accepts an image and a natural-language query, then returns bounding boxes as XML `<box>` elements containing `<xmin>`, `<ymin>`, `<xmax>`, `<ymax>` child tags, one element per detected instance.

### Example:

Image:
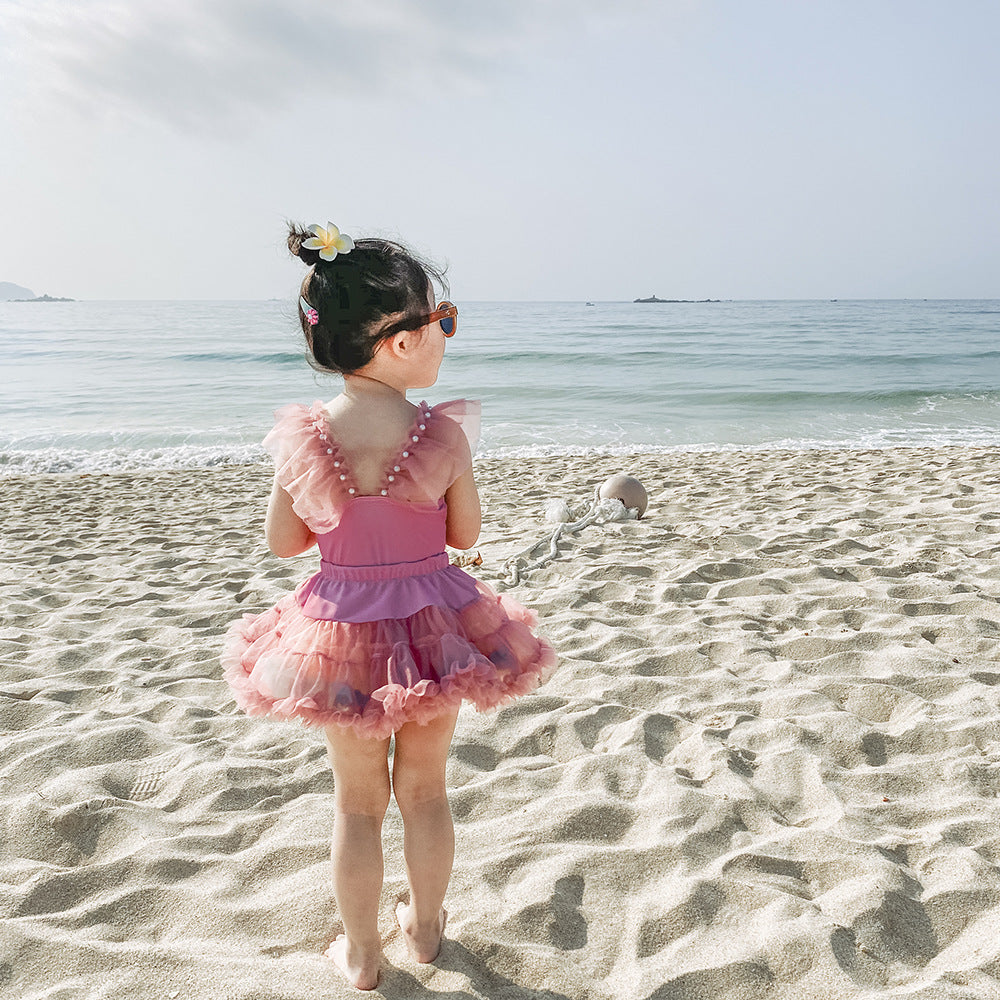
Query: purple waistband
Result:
<box><xmin>318</xmin><ymin>551</ymin><xmax>449</xmax><ymax>582</ymax></box>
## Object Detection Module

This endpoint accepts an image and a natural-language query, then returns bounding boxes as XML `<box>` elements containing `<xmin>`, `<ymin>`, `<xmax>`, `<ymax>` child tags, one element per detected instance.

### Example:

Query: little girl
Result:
<box><xmin>222</xmin><ymin>222</ymin><xmax>556</xmax><ymax>990</ymax></box>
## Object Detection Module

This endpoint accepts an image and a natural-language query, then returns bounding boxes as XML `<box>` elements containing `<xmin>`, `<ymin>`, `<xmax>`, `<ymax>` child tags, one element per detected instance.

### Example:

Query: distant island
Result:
<box><xmin>634</xmin><ymin>295</ymin><xmax>720</xmax><ymax>303</ymax></box>
<box><xmin>0</xmin><ymin>281</ymin><xmax>35</xmax><ymax>301</ymax></box>
<box><xmin>12</xmin><ymin>293</ymin><xmax>76</xmax><ymax>302</ymax></box>
<box><xmin>1</xmin><ymin>282</ymin><xmax>74</xmax><ymax>302</ymax></box>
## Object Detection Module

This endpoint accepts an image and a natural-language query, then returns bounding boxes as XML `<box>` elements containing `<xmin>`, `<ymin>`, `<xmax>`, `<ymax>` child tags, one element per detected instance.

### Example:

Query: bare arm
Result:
<box><xmin>265</xmin><ymin>473</ymin><xmax>316</xmax><ymax>557</ymax></box>
<box><xmin>444</xmin><ymin>465</ymin><xmax>481</xmax><ymax>550</ymax></box>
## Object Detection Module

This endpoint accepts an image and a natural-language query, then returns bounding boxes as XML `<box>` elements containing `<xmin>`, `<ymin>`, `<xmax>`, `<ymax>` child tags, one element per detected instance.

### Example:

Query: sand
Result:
<box><xmin>2</xmin><ymin>446</ymin><xmax>1000</xmax><ymax>999</ymax></box>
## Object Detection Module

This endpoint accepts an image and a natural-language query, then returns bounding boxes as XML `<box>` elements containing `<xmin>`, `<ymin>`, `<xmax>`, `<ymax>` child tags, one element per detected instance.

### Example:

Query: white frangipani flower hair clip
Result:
<box><xmin>303</xmin><ymin>222</ymin><xmax>355</xmax><ymax>262</ymax></box>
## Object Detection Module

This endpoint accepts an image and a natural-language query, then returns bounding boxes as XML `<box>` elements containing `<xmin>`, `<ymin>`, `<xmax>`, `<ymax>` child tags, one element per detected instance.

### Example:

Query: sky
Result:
<box><xmin>1</xmin><ymin>0</ymin><xmax>998</xmax><ymax>301</ymax></box>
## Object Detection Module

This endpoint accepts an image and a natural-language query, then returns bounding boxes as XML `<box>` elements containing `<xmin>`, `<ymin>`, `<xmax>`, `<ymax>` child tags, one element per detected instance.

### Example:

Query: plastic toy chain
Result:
<box><xmin>503</xmin><ymin>489</ymin><xmax>639</xmax><ymax>585</ymax></box>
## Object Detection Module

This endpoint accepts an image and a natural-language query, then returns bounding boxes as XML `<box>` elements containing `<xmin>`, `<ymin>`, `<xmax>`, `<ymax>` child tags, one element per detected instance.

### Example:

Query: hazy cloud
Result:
<box><xmin>2</xmin><ymin>0</ymin><xmax>651</xmax><ymax>131</ymax></box>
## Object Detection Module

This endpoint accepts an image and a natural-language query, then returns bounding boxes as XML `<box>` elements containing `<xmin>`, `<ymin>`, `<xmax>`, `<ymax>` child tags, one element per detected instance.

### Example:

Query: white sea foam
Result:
<box><xmin>0</xmin><ymin>443</ymin><xmax>267</xmax><ymax>477</ymax></box>
<box><xmin>4</xmin><ymin>426</ymin><xmax>999</xmax><ymax>478</ymax></box>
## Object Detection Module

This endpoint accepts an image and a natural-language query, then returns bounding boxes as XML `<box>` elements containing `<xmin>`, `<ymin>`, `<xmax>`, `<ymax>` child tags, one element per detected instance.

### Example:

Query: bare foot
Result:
<box><xmin>324</xmin><ymin>934</ymin><xmax>380</xmax><ymax>991</ymax></box>
<box><xmin>395</xmin><ymin>901</ymin><xmax>447</xmax><ymax>963</ymax></box>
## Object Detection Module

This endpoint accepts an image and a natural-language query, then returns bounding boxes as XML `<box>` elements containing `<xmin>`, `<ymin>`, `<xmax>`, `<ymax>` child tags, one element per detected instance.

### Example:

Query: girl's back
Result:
<box><xmin>322</xmin><ymin>386</ymin><xmax>420</xmax><ymax>496</ymax></box>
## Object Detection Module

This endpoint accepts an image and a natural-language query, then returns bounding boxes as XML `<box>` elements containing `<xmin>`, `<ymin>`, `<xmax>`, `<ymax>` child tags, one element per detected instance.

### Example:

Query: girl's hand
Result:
<box><xmin>265</xmin><ymin>473</ymin><xmax>317</xmax><ymax>557</ymax></box>
<box><xmin>444</xmin><ymin>466</ymin><xmax>481</xmax><ymax>551</ymax></box>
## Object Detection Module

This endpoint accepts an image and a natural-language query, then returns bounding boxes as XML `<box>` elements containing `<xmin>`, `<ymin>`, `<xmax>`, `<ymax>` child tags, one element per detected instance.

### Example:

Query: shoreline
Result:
<box><xmin>2</xmin><ymin>439</ymin><xmax>999</xmax><ymax>484</ymax></box>
<box><xmin>3</xmin><ymin>447</ymin><xmax>1000</xmax><ymax>998</ymax></box>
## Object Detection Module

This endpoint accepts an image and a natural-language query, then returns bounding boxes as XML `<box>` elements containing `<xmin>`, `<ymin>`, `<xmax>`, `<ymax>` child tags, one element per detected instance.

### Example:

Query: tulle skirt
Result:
<box><xmin>222</xmin><ymin>582</ymin><xmax>557</xmax><ymax>739</ymax></box>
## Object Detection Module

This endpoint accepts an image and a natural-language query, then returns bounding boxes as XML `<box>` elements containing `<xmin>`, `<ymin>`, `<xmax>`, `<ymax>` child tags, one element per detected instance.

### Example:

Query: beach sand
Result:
<box><xmin>2</xmin><ymin>447</ymin><xmax>1000</xmax><ymax>999</ymax></box>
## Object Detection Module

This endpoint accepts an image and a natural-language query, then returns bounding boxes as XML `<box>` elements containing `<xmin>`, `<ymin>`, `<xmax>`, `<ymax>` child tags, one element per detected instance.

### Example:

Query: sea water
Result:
<box><xmin>1</xmin><ymin>299</ymin><xmax>998</xmax><ymax>476</ymax></box>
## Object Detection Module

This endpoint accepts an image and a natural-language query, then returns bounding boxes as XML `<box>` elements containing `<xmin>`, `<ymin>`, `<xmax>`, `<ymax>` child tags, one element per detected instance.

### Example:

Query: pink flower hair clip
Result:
<box><xmin>299</xmin><ymin>296</ymin><xmax>319</xmax><ymax>326</ymax></box>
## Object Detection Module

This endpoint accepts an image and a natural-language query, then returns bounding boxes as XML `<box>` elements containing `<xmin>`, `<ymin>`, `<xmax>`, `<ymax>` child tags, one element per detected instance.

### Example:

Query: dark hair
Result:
<box><xmin>287</xmin><ymin>224</ymin><xmax>447</xmax><ymax>375</ymax></box>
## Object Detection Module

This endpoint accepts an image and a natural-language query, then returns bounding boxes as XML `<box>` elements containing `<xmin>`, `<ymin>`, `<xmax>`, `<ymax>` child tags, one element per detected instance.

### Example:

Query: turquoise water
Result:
<box><xmin>1</xmin><ymin>299</ymin><xmax>998</xmax><ymax>475</ymax></box>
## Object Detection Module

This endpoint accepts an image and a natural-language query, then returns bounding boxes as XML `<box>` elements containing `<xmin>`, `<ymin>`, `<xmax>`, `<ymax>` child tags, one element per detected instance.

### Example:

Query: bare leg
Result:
<box><xmin>324</xmin><ymin>725</ymin><xmax>391</xmax><ymax>990</ymax></box>
<box><xmin>391</xmin><ymin>708</ymin><xmax>458</xmax><ymax>963</ymax></box>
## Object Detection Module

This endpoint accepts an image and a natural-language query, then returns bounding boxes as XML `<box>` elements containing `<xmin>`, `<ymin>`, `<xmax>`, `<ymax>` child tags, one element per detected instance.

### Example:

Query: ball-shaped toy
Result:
<box><xmin>598</xmin><ymin>474</ymin><xmax>648</xmax><ymax>518</ymax></box>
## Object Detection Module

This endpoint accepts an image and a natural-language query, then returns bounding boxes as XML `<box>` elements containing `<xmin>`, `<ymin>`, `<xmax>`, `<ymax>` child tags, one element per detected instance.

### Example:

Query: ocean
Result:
<box><xmin>2</xmin><ymin>299</ymin><xmax>999</xmax><ymax>476</ymax></box>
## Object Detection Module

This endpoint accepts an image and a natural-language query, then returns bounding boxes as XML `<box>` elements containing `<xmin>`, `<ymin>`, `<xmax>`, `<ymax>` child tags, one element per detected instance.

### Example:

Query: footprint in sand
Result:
<box><xmin>127</xmin><ymin>764</ymin><xmax>175</xmax><ymax>801</ymax></box>
<box><xmin>507</xmin><ymin>874</ymin><xmax>588</xmax><ymax>951</ymax></box>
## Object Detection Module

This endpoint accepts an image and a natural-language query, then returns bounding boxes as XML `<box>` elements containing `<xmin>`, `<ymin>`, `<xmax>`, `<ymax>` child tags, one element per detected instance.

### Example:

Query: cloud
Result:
<box><xmin>2</xmin><ymin>0</ymin><xmax>653</xmax><ymax>132</ymax></box>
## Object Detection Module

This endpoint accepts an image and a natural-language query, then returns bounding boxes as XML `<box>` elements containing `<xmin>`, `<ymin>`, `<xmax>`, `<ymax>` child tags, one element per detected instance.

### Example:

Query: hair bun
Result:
<box><xmin>287</xmin><ymin>224</ymin><xmax>324</xmax><ymax>266</ymax></box>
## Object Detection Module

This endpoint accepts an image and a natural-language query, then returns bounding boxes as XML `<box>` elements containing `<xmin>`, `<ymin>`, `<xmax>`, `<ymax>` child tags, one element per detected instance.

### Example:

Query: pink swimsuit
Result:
<box><xmin>222</xmin><ymin>399</ymin><xmax>556</xmax><ymax>739</ymax></box>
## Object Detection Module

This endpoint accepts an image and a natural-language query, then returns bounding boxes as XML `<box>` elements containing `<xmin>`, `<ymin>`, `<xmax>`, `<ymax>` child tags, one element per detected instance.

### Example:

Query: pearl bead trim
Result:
<box><xmin>310</xmin><ymin>399</ymin><xmax>439</xmax><ymax>501</ymax></box>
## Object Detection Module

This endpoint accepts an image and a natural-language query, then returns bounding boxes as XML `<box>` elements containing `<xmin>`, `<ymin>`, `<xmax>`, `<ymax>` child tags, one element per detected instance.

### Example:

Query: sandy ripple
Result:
<box><xmin>2</xmin><ymin>447</ymin><xmax>1000</xmax><ymax>998</ymax></box>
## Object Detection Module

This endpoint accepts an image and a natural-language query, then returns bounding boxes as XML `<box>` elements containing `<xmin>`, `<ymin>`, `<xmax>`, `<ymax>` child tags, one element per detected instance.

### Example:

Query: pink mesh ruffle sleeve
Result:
<box><xmin>262</xmin><ymin>403</ymin><xmax>353</xmax><ymax>533</ymax></box>
<box><xmin>391</xmin><ymin>399</ymin><xmax>481</xmax><ymax>503</ymax></box>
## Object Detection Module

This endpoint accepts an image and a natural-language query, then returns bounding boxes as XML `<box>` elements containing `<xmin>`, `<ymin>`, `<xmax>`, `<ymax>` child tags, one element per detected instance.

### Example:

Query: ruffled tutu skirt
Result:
<box><xmin>222</xmin><ymin>582</ymin><xmax>557</xmax><ymax>739</ymax></box>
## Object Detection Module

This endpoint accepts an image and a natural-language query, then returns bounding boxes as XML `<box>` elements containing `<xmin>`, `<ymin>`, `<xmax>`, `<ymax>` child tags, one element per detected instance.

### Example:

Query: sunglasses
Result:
<box><xmin>426</xmin><ymin>301</ymin><xmax>458</xmax><ymax>337</ymax></box>
<box><xmin>382</xmin><ymin>301</ymin><xmax>459</xmax><ymax>340</ymax></box>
